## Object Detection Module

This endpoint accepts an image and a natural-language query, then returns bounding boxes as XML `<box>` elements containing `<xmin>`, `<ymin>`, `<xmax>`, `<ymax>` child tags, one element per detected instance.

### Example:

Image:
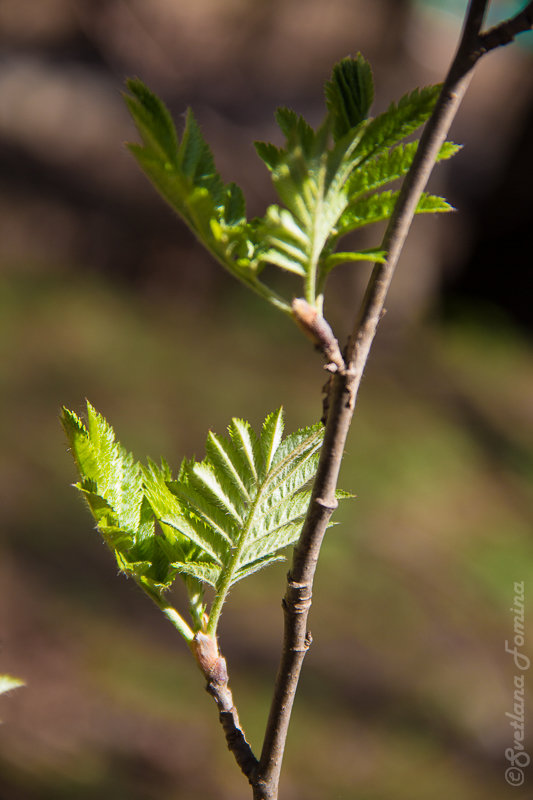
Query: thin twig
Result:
<box><xmin>251</xmin><ymin>1</ymin><xmax>533</xmax><ymax>798</ymax></box>
<box><xmin>478</xmin><ymin>1</ymin><xmax>533</xmax><ymax>52</ymax></box>
<box><xmin>192</xmin><ymin>633</ymin><xmax>259</xmax><ymax>781</ymax></box>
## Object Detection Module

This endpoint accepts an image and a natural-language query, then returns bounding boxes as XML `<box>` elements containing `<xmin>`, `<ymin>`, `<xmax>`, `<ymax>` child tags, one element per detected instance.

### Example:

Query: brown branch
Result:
<box><xmin>191</xmin><ymin>633</ymin><xmax>259</xmax><ymax>782</ymax></box>
<box><xmin>478</xmin><ymin>1</ymin><xmax>533</xmax><ymax>53</ymax></box>
<box><xmin>250</xmin><ymin>1</ymin><xmax>533</xmax><ymax>797</ymax></box>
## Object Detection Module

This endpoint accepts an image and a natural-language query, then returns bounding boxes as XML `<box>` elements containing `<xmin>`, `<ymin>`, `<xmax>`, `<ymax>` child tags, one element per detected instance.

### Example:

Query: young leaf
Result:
<box><xmin>356</xmin><ymin>85</ymin><xmax>443</xmax><ymax>163</ymax></box>
<box><xmin>61</xmin><ymin>403</ymin><xmax>174</xmax><ymax>594</ymax></box>
<box><xmin>253</xmin><ymin>56</ymin><xmax>456</xmax><ymax>308</ymax></box>
<box><xmin>62</xmin><ymin>402</ymin><xmax>146</xmax><ymax>536</ymax></box>
<box><xmin>63</xmin><ymin>404</ymin><xmax>348</xmax><ymax>636</ymax></box>
<box><xmin>126</xmin><ymin>60</ymin><xmax>458</xmax><ymax>323</ymax></box>
<box><xmin>325</xmin><ymin>54</ymin><xmax>374</xmax><ymax>139</ymax></box>
<box><xmin>345</xmin><ymin>140</ymin><xmax>460</xmax><ymax>202</ymax></box>
<box><xmin>125</xmin><ymin>78</ymin><xmax>178</xmax><ymax>166</ymax></box>
<box><xmin>336</xmin><ymin>190</ymin><xmax>454</xmax><ymax>236</ymax></box>
<box><xmin>124</xmin><ymin>80</ymin><xmax>291</xmax><ymax>315</ymax></box>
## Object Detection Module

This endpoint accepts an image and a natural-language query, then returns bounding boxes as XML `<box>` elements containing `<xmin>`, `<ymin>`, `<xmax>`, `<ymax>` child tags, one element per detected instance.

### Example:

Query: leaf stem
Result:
<box><xmin>136</xmin><ymin>580</ymin><xmax>195</xmax><ymax>642</ymax></box>
<box><xmin>209</xmin><ymin>248</ymin><xmax>293</xmax><ymax>316</ymax></box>
<box><xmin>207</xmin><ymin>494</ymin><xmax>262</xmax><ymax>637</ymax></box>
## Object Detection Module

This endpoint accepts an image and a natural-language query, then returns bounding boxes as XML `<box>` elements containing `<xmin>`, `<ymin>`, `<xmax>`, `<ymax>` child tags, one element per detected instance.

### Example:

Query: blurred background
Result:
<box><xmin>1</xmin><ymin>1</ymin><xmax>532</xmax><ymax>798</ymax></box>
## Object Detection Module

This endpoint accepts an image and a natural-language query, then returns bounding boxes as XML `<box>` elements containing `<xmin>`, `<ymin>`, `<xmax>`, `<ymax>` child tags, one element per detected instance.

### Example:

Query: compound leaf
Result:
<box><xmin>63</xmin><ymin>404</ymin><xmax>347</xmax><ymax>636</ymax></box>
<box><xmin>126</xmin><ymin>61</ymin><xmax>458</xmax><ymax>320</ymax></box>
<box><xmin>125</xmin><ymin>80</ymin><xmax>290</xmax><ymax>314</ymax></box>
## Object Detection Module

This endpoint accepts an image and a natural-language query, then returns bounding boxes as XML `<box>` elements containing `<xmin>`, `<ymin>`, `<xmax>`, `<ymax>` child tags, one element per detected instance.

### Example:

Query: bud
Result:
<box><xmin>291</xmin><ymin>298</ymin><xmax>345</xmax><ymax>372</ymax></box>
<box><xmin>191</xmin><ymin>632</ymin><xmax>228</xmax><ymax>685</ymax></box>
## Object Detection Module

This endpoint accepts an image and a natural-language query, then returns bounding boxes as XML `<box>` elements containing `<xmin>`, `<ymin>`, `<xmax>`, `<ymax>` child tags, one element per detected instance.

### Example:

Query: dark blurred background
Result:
<box><xmin>1</xmin><ymin>1</ymin><xmax>532</xmax><ymax>798</ymax></box>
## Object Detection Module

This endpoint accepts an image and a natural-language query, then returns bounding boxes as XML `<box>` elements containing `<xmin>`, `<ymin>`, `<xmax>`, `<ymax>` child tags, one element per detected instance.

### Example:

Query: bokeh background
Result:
<box><xmin>1</xmin><ymin>1</ymin><xmax>532</xmax><ymax>798</ymax></box>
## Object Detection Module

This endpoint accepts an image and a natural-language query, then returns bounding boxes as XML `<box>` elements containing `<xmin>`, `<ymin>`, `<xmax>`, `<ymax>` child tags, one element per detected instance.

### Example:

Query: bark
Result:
<box><xmin>249</xmin><ymin>2</ymin><xmax>533</xmax><ymax>798</ymax></box>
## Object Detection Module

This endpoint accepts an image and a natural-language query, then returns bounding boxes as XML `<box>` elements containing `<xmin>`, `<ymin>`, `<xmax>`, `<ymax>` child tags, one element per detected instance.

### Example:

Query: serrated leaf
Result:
<box><xmin>230</xmin><ymin>554</ymin><xmax>286</xmax><ymax>585</ymax></box>
<box><xmin>125</xmin><ymin>78</ymin><xmax>178</xmax><ymax>166</ymax></box>
<box><xmin>324</xmin><ymin>249</ymin><xmax>387</xmax><ymax>272</ymax></box>
<box><xmin>347</xmin><ymin>140</ymin><xmax>460</xmax><ymax>201</ymax></box>
<box><xmin>64</xmin><ymin>404</ymin><xmax>349</xmax><ymax>636</ymax></box>
<box><xmin>336</xmin><ymin>188</ymin><xmax>453</xmax><ymax>237</ymax></box>
<box><xmin>125</xmin><ymin>82</ymin><xmax>291</xmax><ymax>312</ymax></box>
<box><xmin>172</xmin><ymin>560</ymin><xmax>221</xmax><ymax>589</ymax></box>
<box><xmin>61</xmin><ymin>407</ymin><xmax>102</xmax><ymax>485</ymax></box>
<box><xmin>62</xmin><ymin>403</ymin><xmax>145</xmax><ymax>535</ymax></box>
<box><xmin>205</xmin><ymin>431</ymin><xmax>251</xmax><ymax>505</ymax></box>
<box><xmin>149</xmin><ymin>410</ymin><xmax>343</xmax><ymax>635</ymax></box>
<box><xmin>178</xmin><ymin>109</ymin><xmax>224</xmax><ymax>202</ymax></box>
<box><xmin>357</xmin><ymin>85</ymin><xmax>442</xmax><ymax>164</ymax></box>
<box><xmin>325</xmin><ymin>54</ymin><xmax>374</xmax><ymax>139</ymax></box>
<box><xmin>336</xmin><ymin>190</ymin><xmax>400</xmax><ymax>234</ymax></box>
<box><xmin>126</xmin><ymin>69</ymin><xmax>457</xmax><ymax>315</ymax></box>
<box><xmin>253</xmin><ymin>61</ymin><xmax>454</xmax><ymax>305</ymax></box>
<box><xmin>223</xmin><ymin>182</ymin><xmax>246</xmax><ymax>226</ymax></box>
<box><xmin>275</xmin><ymin>107</ymin><xmax>316</xmax><ymax>156</ymax></box>
<box><xmin>254</xmin><ymin>141</ymin><xmax>283</xmax><ymax>172</ymax></box>
<box><xmin>227</xmin><ymin>418</ymin><xmax>262</xmax><ymax>486</ymax></box>
<box><xmin>260</xmin><ymin>408</ymin><xmax>284</xmax><ymax>473</ymax></box>
<box><xmin>63</xmin><ymin>404</ymin><xmax>176</xmax><ymax>596</ymax></box>
<box><xmin>416</xmin><ymin>193</ymin><xmax>455</xmax><ymax>213</ymax></box>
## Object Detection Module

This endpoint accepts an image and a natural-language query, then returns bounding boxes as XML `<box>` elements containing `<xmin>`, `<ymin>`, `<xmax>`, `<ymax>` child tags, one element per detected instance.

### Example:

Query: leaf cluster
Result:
<box><xmin>125</xmin><ymin>54</ymin><xmax>459</xmax><ymax>316</ymax></box>
<box><xmin>61</xmin><ymin>403</ymin><xmax>344</xmax><ymax>638</ymax></box>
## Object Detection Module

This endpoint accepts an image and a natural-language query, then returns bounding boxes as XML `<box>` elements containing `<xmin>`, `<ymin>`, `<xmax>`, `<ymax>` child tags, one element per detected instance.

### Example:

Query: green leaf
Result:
<box><xmin>0</xmin><ymin>675</ymin><xmax>24</xmax><ymax>695</ymax></box>
<box><xmin>62</xmin><ymin>403</ymin><xmax>146</xmax><ymax>535</ymax></box>
<box><xmin>325</xmin><ymin>53</ymin><xmax>374</xmax><ymax>139</ymax></box>
<box><xmin>336</xmin><ymin>190</ymin><xmax>454</xmax><ymax>236</ymax></box>
<box><xmin>356</xmin><ymin>85</ymin><xmax>442</xmax><ymax>163</ymax></box>
<box><xmin>178</xmin><ymin>108</ymin><xmax>224</xmax><ymax>200</ymax></box>
<box><xmin>227</xmin><ymin>417</ymin><xmax>262</xmax><ymax>486</ymax></box>
<box><xmin>144</xmin><ymin>409</ymin><xmax>338</xmax><ymax>635</ymax></box>
<box><xmin>124</xmin><ymin>78</ymin><xmax>178</xmax><ymax>166</ymax></box>
<box><xmin>252</xmin><ymin>61</ymin><xmax>455</xmax><ymax>308</ymax></box>
<box><xmin>62</xmin><ymin>404</ymin><xmax>173</xmax><ymax>593</ymax></box>
<box><xmin>260</xmin><ymin>407</ymin><xmax>285</xmax><ymax>473</ymax></box>
<box><xmin>172</xmin><ymin>560</ymin><xmax>221</xmax><ymax>589</ymax></box>
<box><xmin>347</xmin><ymin>140</ymin><xmax>460</xmax><ymax>201</ymax></box>
<box><xmin>125</xmin><ymin>80</ymin><xmax>291</xmax><ymax>315</ymax></box>
<box><xmin>231</xmin><ymin>554</ymin><xmax>286</xmax><ymax>584</ymax></box>
<box><xmin>63</xmin><ymin>404</ymin><xmax>350</xmax><ymax>636</ymax></box>
<box><xmin>415</xmin><ymin>193</ymin><xmax>455</xmax><ymax>214</ymax></box>
<box><xmin>144</xmin><ymin>461</ymin><xmax>228</xmax><ymax>564</ymax></box>
<box><xmin>323</xmin><ymin>248</ymin><xmax>387</xmax><ymax>272</ymax></box>
<box><xmin>254</xmin><ymin>141</ymin><xmax>283</xmax><ymax>172</ymax></box>
<box><xmin>126</xmin><ymin>66</ymin><xmax>458</xmax><ymax>318</ymax></box>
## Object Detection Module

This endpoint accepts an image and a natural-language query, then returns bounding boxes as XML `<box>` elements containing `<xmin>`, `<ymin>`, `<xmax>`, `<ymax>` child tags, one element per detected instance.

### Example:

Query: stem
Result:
<box><xmin>207</xmin><ymin>489</ymin><xmax>264</xmax><ymax>637</ymax></box>
<box><xmin>191</xmin><ymin>633</ymin><xmax>259</xmax><ymax>781</ymax></box>
<box><xmin>251</xmin><ymin>1</ymin><xmax>533</xmax><ymax>797</ymax></box>
<box><xmin>304</xmin><ymin>154</ymin><xmax>328</xmax><ymax>307</ymax></box>
<box><xmin>137</xmin><ymin>580</ymin><xmax>195</xmax><ymax>642</ymax></box>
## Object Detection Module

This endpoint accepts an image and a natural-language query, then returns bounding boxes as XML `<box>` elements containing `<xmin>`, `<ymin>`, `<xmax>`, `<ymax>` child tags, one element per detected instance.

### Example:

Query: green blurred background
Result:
<box><xmin>1</xmin><ymin>1</ymin><xmax>532</xmax><ymax>798</ymax></box>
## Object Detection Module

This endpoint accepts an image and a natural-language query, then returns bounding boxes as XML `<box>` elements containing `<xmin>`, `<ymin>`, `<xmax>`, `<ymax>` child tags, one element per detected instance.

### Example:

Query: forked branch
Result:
<box><xmin>252</xmin><ymin>2</ymin><xmax>533</xmax><ymax>798</ymax></box>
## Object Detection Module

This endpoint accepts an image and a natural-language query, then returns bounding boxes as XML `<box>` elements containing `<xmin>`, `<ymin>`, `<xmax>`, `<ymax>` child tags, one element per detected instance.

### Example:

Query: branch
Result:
<box><xmin>478</xmin><ymin>1</ymin><xmax>533</xmax><ymax>54</ymax></box>
<box><xmin>191</xmin><ymin>633</ymin><xmax>259</xmax><ymax>782</ymax></box>
<box><xmin>252</xmin><ymin>1</ymin><xmax>533</xmax><ymax>797</ymax></box>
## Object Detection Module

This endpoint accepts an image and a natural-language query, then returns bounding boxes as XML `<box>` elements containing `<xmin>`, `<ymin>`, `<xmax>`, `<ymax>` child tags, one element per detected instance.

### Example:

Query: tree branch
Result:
<box><xmin>251</xmin><ymin>1</ymin><xmax>533</xmax><ymax>798</ymax></box>
<box><xmin>478</xmin><ymin>1</ymin><xmax>533</xmax><ymax>54</ymax></box>
<box><xmin>191</xmin><ymin>633</ymin><xmax>259</xmax><ymax>782</ymax></box>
